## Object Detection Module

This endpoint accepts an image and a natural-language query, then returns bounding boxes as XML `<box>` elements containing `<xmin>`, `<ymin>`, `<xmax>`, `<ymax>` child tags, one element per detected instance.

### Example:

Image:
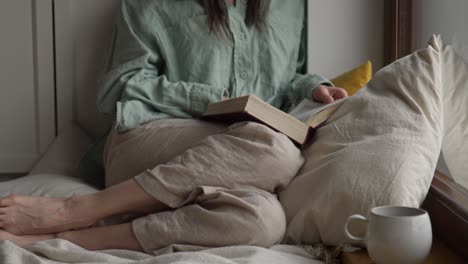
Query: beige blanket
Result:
<box><xmin>0</xmin><ymin>240</ymin><xmax>324</xmax><ymax>264</ymax></box>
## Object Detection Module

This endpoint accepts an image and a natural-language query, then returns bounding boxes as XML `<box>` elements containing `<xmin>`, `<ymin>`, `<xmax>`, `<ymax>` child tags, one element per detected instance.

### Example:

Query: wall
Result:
<box><xmin>412</xmin><ymin>0</ymin><xmax>468</xmax><ymax>187</ymax></box>
<box><xmin>55</xmin><ymin>0</ymin><xmax>119</xmax><ymax>138</ymax></box>
<box><xmin>307</xmin><ymin>0</ymin><xmax>384</xmax><ymax>79</ymax></box>
<box><xmin>413</xmin><ymin>0</ymin><xmax>468</xmax><ymax>54</ymax></box>
<box><xmin>0</xmin><ymin>0</ymin><xmax>55</xmax><ymax>172</ymax></box>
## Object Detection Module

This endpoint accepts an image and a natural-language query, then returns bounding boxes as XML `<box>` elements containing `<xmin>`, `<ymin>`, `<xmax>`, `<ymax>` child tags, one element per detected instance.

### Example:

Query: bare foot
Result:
<box><xmin>0</xmin><ymin>195</ymin><xmax>95</xmax><ymax>236</ymax></box>
<box><xmin>0</xmin><ymin>230</ymin><xmax>55</xmax><ymax>247</ymax></box>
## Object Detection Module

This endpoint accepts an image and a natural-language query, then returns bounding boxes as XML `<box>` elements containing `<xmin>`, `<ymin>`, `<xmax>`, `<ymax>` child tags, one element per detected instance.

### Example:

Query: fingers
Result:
<box><xmin>313</xmin><ymin>86</ymin><xmax>349</xmax><ymax>104</ymax></box>
<box><xmin>330</xmin><ymin>87</ymin><xmax>348</xmax><ymax>100</ymax></box>
<box><xmin>313</xmin><ymin>85</ymin><xmax>334</xmax><ymax>104</ymax></box>
<box><xmin>322</xmin><ymin>93</ymin><xmax>334</xmax><ymax>104</ymax></box>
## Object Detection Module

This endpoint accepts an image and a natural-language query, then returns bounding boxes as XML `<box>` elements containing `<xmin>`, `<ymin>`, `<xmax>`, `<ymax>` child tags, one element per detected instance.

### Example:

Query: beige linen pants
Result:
<box><xmin>104</xmin><ymin>119</ymin><xmax>304</xmax><ymax>254</ymax></box>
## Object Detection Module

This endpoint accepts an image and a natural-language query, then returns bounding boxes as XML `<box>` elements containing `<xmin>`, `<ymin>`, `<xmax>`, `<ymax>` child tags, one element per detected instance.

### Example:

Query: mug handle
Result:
<box><xmin>344</xmin><ymin>214</ymin><xmax>368</xmax><ymax>242</ymax></box>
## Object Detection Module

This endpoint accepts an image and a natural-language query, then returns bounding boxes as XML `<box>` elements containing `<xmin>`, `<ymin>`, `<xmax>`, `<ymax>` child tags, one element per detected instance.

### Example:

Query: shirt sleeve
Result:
<box><xmin>96</xmin><ymin>3</ymin><xmax>227</xmax><ymax>130</ymax></box>
<box><xmin>284</xmin><ymin>24</ymin><xmax>333</xmax><ymax>109</ymax></box>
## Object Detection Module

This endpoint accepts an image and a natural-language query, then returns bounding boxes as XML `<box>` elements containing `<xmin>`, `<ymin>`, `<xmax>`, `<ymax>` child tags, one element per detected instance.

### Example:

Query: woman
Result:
<box><xmin>0</xmin><ymin>0</ymin><xmax>346</xmax><ymax>253</ymax></box>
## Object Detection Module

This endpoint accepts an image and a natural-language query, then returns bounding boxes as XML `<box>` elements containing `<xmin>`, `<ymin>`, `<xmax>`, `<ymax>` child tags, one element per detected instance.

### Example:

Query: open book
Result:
<box><xmin>203</xmin><ymin>94</ymin><xmax>347</xmax><ymax>146</ymax></box>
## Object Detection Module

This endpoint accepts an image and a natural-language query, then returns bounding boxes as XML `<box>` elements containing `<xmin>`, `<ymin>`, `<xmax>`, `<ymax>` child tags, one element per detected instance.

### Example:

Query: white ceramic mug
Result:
<box><xmin>345</xmin><ymin>206</ymin><xmax>432</xmax><ymax>264</ymax></box>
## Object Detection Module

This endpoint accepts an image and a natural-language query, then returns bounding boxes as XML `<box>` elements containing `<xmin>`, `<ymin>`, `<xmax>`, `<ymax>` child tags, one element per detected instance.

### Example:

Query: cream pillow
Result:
<box><xmin>0</xmin><ymin>173</ymin><xmax>98</xmax><ymax>198</ymax></box>
<box><xmin>280</xmin><ymin>35</ymin><xmax>444</xmax><ymax>245</ymax></box>
<box><xmin>439</xmin><ymin>42</ymin><xmax>468</xmax><ymax>188</ymax></box>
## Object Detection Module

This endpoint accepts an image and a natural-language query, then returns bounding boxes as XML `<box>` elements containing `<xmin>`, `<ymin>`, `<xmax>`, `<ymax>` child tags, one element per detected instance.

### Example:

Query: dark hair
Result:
<box><xmin>202</xmin><ymin>0</ymin><xmax>269</xmax><ymax>35</ymax></box>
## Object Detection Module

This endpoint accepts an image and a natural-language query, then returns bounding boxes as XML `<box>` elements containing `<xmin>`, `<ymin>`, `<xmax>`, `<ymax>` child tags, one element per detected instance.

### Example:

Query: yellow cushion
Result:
<box><xmin>331</xmin><ymin>61</ymin><xmax>372</xmax><ymax>96</ymax></box>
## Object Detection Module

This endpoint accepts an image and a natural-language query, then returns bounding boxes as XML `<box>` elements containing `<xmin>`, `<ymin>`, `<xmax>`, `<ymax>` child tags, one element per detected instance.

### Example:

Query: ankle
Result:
<box><xmin>56</xmin><ymin>231</ymin><xmax>68</xmax><ymax>240</ymax></box>
<box><xmin>64</xmin><ymin>195</ymin><xmax>100</xmax><ymax>228</ymax></box>
<box><xmin>56</xmin><ymin>230</ymin><xmax>76</xmax><ymax>245</ymax></box>
<box><xmin>63</xmin><ymin>195</ymin><xmax>81</xmax><ymax>220</ymax></box>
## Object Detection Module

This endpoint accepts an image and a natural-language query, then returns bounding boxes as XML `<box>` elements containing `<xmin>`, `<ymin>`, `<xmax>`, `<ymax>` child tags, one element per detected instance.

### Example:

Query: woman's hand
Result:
<box><xmin>312</xmin><ymin>85</ymin><xmax>348</xmax><ymax>104</ymax></box>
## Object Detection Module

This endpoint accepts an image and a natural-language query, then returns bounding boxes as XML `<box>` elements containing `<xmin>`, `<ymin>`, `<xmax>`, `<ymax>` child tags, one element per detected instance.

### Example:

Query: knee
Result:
<box><xmin>226</xmin><ymin>122</ymin><xmax>305</xmax><ymax>186</ymax></box>
<box><xmin>226</xmin><ymin>122</ymin><xmax>294</xmax><ymax>150</ymax></box>
<box><xmin>229</xmin><ymin>190</ymin><xmax>286</xmax><ymax>247</ymax></box>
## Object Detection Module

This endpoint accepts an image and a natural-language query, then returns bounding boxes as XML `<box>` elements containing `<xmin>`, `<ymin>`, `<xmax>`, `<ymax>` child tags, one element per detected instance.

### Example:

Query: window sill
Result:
<box><xmin>341</xmin><ymin>239</ymin><xmax>465</xmax><ymax>264</ymax></box>
<box><xmin>421</xmin><ymin>170</ymin><xmax>468</xmax><ymax>260</ymax></box>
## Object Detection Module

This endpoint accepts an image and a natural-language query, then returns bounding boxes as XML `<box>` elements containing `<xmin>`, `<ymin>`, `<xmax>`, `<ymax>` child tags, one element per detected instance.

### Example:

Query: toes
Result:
<box><xmin>0</xmin><ymin>217</ymin><xmax>5</xmax><ymax>228</ymax></box>
<box><xmin>0</xmin><ymin>195</ymin><xmax>15</xmax><ymax>207</ymax></box>
<box><xmin>0</xmin><ymin>214</ymin><xmax>8</xmax><ymax>227</ymax></box>
<box><xmin>0</xmin><ymin>219</ymin><xmax>8</xmax><ymax>230</ymax></box>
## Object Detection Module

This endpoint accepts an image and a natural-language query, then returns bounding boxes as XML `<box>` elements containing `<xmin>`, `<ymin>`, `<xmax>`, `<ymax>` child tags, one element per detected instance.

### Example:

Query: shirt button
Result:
<box><xmin>240</xmin><ymin>71</ymin><xmax>248</xmax><ymax>79</ymax></box>
<box><xmin>239</xmin><ymin>33</ymin><xmax>246</xmax><ymax>40</ymax></box>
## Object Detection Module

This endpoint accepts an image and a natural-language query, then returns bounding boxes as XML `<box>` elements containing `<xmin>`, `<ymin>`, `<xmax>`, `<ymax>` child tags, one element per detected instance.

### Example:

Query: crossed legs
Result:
<box><xmin>0</xmin><ymin>121</ymin><xmax>303</xmax><ymax>252</ymax></box>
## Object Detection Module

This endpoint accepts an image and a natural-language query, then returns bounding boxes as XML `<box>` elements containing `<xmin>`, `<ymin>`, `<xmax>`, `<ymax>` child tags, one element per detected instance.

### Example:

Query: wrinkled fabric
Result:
<box><xmin>280</xmin><ymin>35</ymin><xmax>444</xmax><ymax>245</ymax></box>
<box><xmin>104</xmin><ymin>120</ymin><xmax>305</xmax><ymax>253</ymax></box>
<box><xmin>103</xmin><ymin>119</ymin><xmax>227</xmax><ymax>187</ymax></box>
<box><xmin>97</xmin><ymin>0</ymin><xmax>331</xmax><ymax>132</ymax></box>
<box><xmin>0</xmin><ymin>240</ymin><xmax>325</xmax><ymax>264</ymax></box>
<box><xmin>438</xmin><ymin>39</ymin><xmax>468</xmax><ymax>188</ymax></box>
<box><xmin>132</xmin><ymin>187</ymin><xmax>287</xmax><ymax>255</ymax></box>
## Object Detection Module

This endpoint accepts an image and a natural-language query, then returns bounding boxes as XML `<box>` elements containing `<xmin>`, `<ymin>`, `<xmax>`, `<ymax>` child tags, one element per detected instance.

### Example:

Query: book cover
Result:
<box><xmin>203</xmin><ymin>94</ymin><xmax>347</xmax><ymax>146</ymax></box>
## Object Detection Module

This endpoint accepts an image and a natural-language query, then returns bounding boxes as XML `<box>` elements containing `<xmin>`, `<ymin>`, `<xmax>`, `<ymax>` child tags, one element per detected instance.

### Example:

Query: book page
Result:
<box><xmin>289</xmin><ymin>98</ymin><xmax>348</xmax><ymax>123</ymax></box>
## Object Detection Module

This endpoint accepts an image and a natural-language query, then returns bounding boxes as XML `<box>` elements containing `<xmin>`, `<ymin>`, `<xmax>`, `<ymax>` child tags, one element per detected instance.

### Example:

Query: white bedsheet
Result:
<box><xmin>0</xmin><ymin>240</ymin><xmax>324</xmax><ymax>264</ymax></box>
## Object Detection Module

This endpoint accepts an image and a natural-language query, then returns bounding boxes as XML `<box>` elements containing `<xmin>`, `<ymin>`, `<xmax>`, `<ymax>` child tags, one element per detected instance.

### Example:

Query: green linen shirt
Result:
<box><xmin>97</xmin><ymin>0</ymin><xmax>331</xmax><ymax>132</ymax></box>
